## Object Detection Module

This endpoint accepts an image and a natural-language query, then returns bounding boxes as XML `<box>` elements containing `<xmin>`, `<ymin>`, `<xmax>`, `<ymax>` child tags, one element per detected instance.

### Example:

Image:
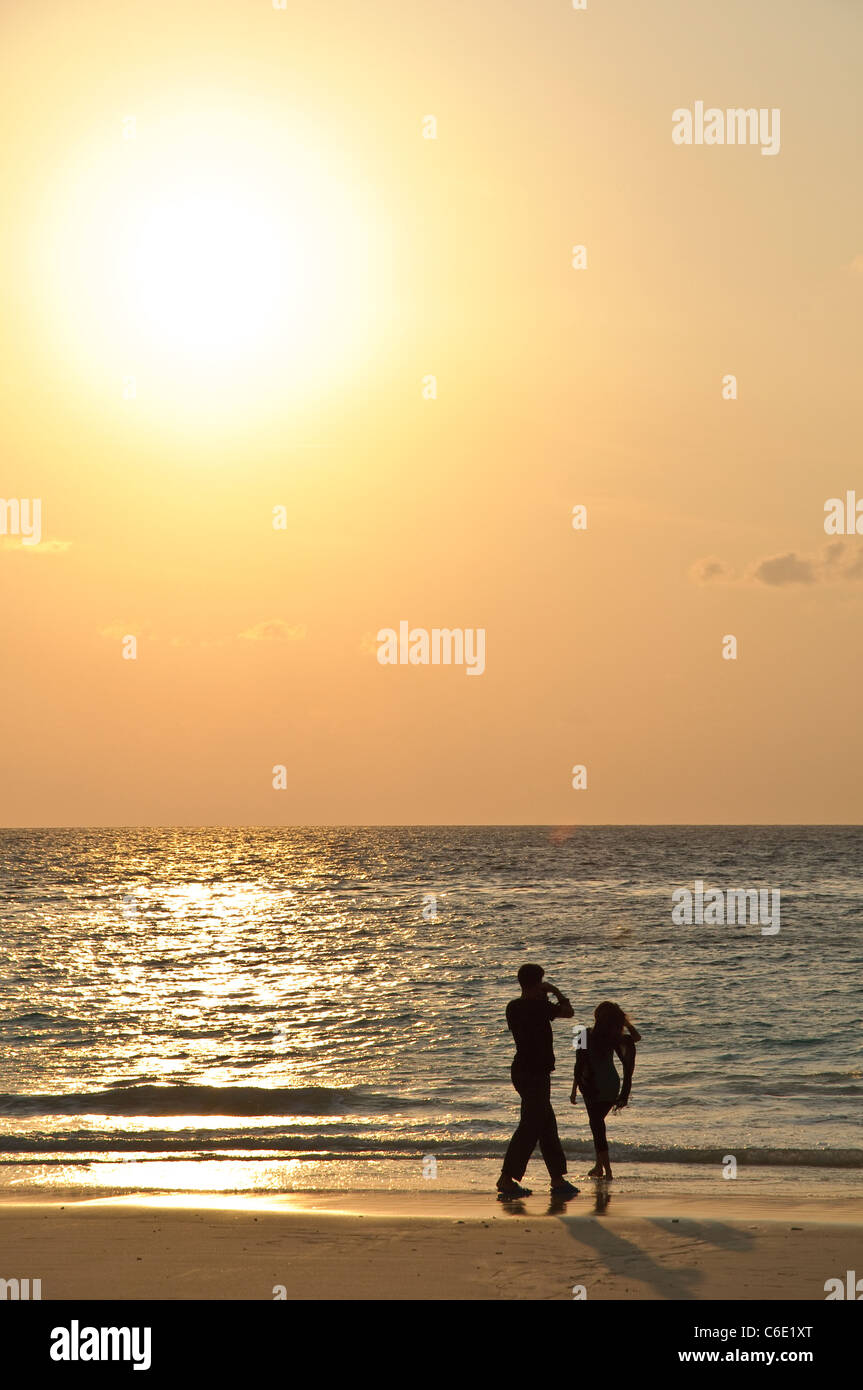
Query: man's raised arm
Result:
<box><xmin>542</xmin><ymin>982</ymin><xmax>574</xmax><ymax>1018</ymax></box>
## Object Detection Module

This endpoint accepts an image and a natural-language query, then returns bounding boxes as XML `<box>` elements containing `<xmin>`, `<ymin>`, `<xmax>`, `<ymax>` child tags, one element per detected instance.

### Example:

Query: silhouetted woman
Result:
<box><xmin>570</xmin><ymin>1001</ymin><xmax>640</xmax><ymax>1180</ymax></box>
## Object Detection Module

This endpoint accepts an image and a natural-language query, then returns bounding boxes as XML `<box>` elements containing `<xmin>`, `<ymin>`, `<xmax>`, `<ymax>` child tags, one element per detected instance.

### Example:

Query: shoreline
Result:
<box><xmin>3</xmin><ymin>1187</ymin><xmax>863</xmax><ymax>1222</ymax></box>
<box><xmin>2</xmin><ymin>1154</ymin><xmax>861</xmax><ymax>1205</ymax></box>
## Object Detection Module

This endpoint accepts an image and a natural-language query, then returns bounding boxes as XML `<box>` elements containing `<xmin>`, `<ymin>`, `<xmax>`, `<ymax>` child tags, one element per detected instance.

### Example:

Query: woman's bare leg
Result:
<box><xmin>588</xmin><ymin>1148</ymin><xmax>612</xmax><ymax>1178</ymax></box>
<box><xmin>586</xmin><ymin>1101</ymin><xmax>614</xmax><ymax>1179</ymax></box>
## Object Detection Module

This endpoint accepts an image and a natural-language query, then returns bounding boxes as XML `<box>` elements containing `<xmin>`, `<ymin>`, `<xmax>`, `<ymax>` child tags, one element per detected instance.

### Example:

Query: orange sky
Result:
<box><xmin>1</xmin><ymin>0</ymin><xmax>862</xmax><ymax>824</ymax></box>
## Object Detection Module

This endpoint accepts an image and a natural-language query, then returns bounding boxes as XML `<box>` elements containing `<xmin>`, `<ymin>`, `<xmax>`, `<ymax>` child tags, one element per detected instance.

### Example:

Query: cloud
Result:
<box><xmin>238</xmin><ymin>619</ymin><xmax>306</xmax><ymax>642</ymax></box>
<box><xmin>98</xmin><ymin>621</ymin><xmax>305</xmax><ymax>647</ymax></box>
<box><xmin>751</xmin><ymin>552</ymin><xmax>816</xmax><ymax>586</ymax></box>
<box><xmin>0</xmin><ymin>538</ymin><xmax>72</xmax><ymax>555</ymax></box>
<box><xmin>691</xmin><ymin>541</ymin><xmax>863</xmax><ymax>589</ymax></box>
<box><xmin>690</xmin><ymin>556</ymin><xmax>736</xmax><ymax>584</ymax></box>
<box><xmin>98</xmin><ymin>626</ymin><xmax>234</xmax><ymax>649</ymax></box>
<box><xmin>823</xmin><ymin>538</ymin><xmax>863</xmax><ymax>581</ymax></box>
<box><xmin>848</xmin><ymin>253</ymin><xmax>863</xmax><ymax>276</ymax></box>
<box><xmin>841</xmin><ymin>550</ymin><xmax>863</xmax><ymax>580</ymax></box>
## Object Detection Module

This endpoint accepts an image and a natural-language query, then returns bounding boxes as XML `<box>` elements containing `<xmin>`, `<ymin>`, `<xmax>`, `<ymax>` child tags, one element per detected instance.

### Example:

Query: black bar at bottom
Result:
<box><xmin>3</xmin><ymin>1298</ymin><xmax>858</xmax><ymax>1376</ymax></box>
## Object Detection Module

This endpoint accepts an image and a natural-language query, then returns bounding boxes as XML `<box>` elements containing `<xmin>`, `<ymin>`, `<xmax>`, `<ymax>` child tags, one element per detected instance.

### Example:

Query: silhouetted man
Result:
<box><xmin>497</xmin><ymin>963</ymin><xmax>579</xmax><ymax>1199</ymax></box>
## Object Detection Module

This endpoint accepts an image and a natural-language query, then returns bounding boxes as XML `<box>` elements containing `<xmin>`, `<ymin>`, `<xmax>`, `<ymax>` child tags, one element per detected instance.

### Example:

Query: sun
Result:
<box><xmin>31</xmin><ymin>102</ymin><xmax>386</xmax><ymax>420</ymax></box>
<box><xmin>124</xmin><ymin>187</ymin><xmax>287</xmax><ymax>356</ymax></box>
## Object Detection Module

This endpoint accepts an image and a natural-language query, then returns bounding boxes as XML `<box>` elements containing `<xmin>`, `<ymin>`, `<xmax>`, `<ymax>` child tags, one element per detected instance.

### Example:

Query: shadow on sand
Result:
<box><xmin>550</xmin><ymin>1184</ymin><xmax>757</xmax><ymax>1298</ymax></box>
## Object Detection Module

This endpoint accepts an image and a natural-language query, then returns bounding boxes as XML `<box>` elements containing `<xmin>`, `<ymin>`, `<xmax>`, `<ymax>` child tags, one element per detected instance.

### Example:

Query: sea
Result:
<box><xmin>0</xmin><ymin>826</ymin><xmax>860</xmax><ymax>1201</ymax></box>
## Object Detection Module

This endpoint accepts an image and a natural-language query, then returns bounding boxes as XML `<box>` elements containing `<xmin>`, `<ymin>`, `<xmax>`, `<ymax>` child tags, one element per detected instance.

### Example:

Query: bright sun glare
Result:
<box><xmin>34</xmin><ymin>105</ymin><xmax>384</xmax><ymax>417</ymax></box>
<box><xmin>128</xmin><ymin>190</ymin><xmax>286</xmax><ymax>353</ymax></box>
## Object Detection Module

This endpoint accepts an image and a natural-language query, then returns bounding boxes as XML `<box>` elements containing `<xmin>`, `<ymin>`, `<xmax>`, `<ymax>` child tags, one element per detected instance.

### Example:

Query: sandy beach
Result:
<box><xmin>3</xmin><ymin>1191</ymin><xmax>861</xmax><ymax>1301</ymax></box>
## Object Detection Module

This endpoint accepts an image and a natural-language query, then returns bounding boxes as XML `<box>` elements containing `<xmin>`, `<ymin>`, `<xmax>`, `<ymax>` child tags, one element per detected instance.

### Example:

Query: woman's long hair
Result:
<box><xmin>592</xmin><ymin>1000</ymin><xmax>630</xmax><ymax>1048</ymax></box>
